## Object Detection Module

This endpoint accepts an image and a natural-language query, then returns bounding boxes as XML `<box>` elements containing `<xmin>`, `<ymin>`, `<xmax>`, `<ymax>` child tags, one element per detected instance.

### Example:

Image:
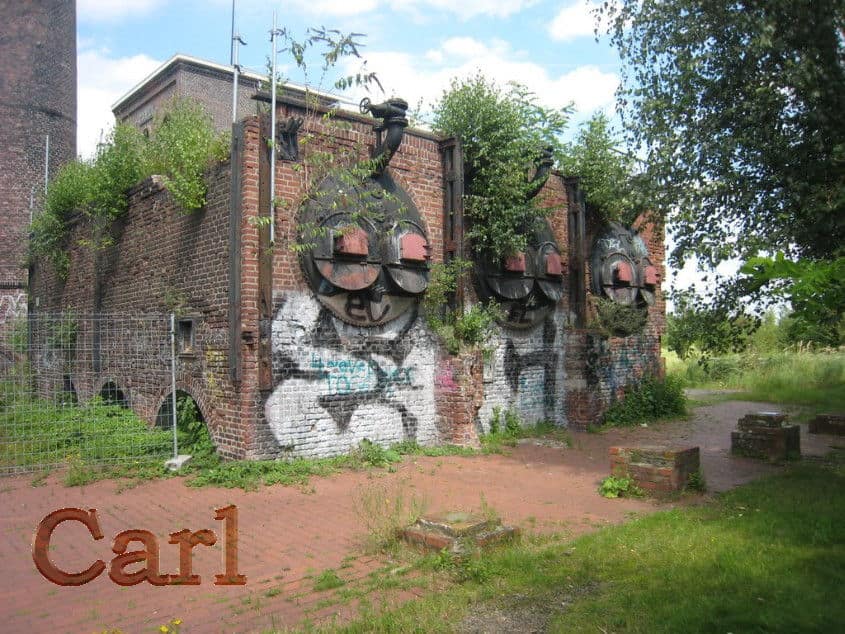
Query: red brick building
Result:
<box><xmin>0</xmin><ymin>0</ymin><xmax>76</xmax><ymax>325</ymax></box>
<box><xmin>112</xmin><ymin>54</ymin><xmax>329</xmax><ymax>137</ymax></box>
<box><xmin>30</xmin><ymin>91</ymin><xmax>665</xmax><ymax>459</ymax></box>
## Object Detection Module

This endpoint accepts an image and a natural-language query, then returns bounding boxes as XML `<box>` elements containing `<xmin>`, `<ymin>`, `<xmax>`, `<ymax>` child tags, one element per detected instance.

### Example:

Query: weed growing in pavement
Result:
<box><xmin>313</xmin><ymin>569</ymin><xmax>345</xmax><ymax>592</ymax></box>
<box><xmin>353</xmin><ymin>480</ymin><xmax>429</xmax><ymax>553</ymax></box>
<box><xmin>598</xmin><ymin>473</ymin><xmax>643</xmax><ymax>499</ymax></box>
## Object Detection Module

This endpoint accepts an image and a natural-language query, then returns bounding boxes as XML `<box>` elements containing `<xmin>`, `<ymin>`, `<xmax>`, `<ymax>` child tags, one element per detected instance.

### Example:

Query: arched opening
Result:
<box><xmin>99</xmin><ymin>381</ymin><xmax>128</xmax><ymax>408</ymax></box>
<box><xmin>155</xmin><ymin>390</ymin><xmax>213</xmax><ymax>455</ymax></box>
<box><xmin>59</xmin><ymin>374</ymin><xmax>78</xmax><ymax>406</ymax></box>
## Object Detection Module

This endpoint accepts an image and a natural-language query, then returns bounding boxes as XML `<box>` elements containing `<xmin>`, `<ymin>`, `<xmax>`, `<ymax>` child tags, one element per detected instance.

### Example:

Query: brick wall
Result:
<box><xmin>30</xmin><ymin>100</ymin><xmax>666</xmax><ymax>459</ymax></box>
<box><xmin>29</xmin><ymin>158</ymin><xmax>254</xmax><ymax>458</ymax></box>
<box><xmin>260</xmin><ymin>104</ymin><xmax>449</xmax><ymax>457</ymax></box>
<box><xmin>565</xmin><ymin>212</ymin><xmax>666</xmax><ymax>430</ymax></box>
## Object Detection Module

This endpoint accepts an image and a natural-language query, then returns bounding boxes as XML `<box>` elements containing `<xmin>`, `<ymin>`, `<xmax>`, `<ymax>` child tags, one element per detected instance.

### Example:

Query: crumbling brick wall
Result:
<box><xmin>29</xmin><ymin>160</ymin><xmax>252</xmax><ymax>458</ymax></box>
<box><xmin>31</xmin><ymin>99</ymin><xmax>666</xmax><ymax>459</ymax></box>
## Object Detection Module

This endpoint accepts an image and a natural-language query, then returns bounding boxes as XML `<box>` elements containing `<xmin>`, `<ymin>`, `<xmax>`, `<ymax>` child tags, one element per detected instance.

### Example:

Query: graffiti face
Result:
<box><xmin>265</xmin><ymin>293</ymin><xmax>438</xmax><ymax>457</ymax></box>
<box><xmin>591</xmin><ymin>222</ymin><xmax>659</xmax><ymax>307</ymax></box>
<box><xmin>299</xmin><ymin>171</ymin><xmax>430</xmax><ymax>328</ymax></box>
<box><xmin>475</xmin><ymin>221</ymin><xmax>565</xmax><ymax>329</ymax></box>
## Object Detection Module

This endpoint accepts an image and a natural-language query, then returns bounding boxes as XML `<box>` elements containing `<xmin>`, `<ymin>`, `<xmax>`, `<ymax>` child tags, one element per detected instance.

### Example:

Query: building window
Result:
<box><xmin>177</xmin><ymin>318</ymin><xmax>196</xmax><ymax>355</ymax></box>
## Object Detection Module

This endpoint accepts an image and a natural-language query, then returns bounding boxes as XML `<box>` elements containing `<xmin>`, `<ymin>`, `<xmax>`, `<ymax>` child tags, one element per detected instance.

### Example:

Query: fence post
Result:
<box><xmin>170</xmin><ymin>312</ymin><xmax>178</xmax><ymax>459</ymax></box>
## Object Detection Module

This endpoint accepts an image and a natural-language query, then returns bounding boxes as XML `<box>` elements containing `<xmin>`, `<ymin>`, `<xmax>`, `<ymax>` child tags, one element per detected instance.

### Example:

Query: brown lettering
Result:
<box><xmin>214</xmin><ymin>505</ymin><xmax>246</xmax><ymax>585</ymax></box>
<box><xmin>32</xmin><ymin>508</ymin><xmax>105</xmax><ymax>586</ymax></box>
<box><xmin>109</xmin><ymin>530</ymin><xmax>169</xmax><ymax>586</ymax></box>
<box><xmin>168</xmin><ymin>529</ymin><xmax>216</xmax><ymax>585</ymax></box>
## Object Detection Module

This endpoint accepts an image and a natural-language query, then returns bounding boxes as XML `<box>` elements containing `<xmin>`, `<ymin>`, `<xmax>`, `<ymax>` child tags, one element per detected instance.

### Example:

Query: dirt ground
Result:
<box><xmin>0</xmin><ymin>399</ymin><xmax>839</xmax><ymax>633</ymax></box>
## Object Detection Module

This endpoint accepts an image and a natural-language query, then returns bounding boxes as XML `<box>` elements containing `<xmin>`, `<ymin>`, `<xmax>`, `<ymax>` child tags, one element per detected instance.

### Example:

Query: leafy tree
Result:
<box><xmin>560</xmin><ymin>112</ymin><xmax>642</xmax><ymax>223</ymax></box>
<box><xmin>742</xmin><ymin>253</ymin><xmax>844</xmax><ymax>346</ymax></box>
<box><xmin>602</xmin><ymin>0</ymin><xmax>845</xmax><ymax>330</ymax></box>
<box><xmin>432</xmin><ymin>73</ymin><xmax>571</xmax><ymax>257</ymax></box>
<box><xmin>665</xmin><ymin>290</ymin><xmax>753</xmax><ymax>359</ymax></box>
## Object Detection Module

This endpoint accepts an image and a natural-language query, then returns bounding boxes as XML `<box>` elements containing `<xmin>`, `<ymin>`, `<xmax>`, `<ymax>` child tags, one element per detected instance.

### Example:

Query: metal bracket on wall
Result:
<box><xmin>273</xmin><ymin>117</ymin><xmax>303</xmax><ymax>162</ymax></box>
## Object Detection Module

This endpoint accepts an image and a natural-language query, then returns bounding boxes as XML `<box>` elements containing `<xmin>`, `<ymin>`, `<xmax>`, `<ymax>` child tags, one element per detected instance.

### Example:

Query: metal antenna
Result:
<box><xmin>269</xmin><ymin>11</ymin><xmax>283</xmax><ymax>244</ymax></box>
<box><xmin>232</xmin><ymin>33</ymin><xmax>246</xmax><ymax>124</ymax></box>
<box><xmin>231</xmin><ymin>0</ymin><xmax>246</xmax><ymax>124</ymax></box>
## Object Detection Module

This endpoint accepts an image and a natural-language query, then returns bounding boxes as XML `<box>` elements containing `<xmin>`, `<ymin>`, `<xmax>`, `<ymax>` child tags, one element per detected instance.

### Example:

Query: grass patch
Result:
<box><xmin>599</xmin><ymin>374</ymin><xmax>687</xmax><ymax>429</ymax></box>
<box><xmin>313</xmin><ymin>569</ymin><xmax>345</xmax><ymax>592</ymax></box>
<box><xmin>353</xmin><ymin>479</ymin><xmax>428</xmax><ymax>553</ymax></box>
<box><xmin>0</xmin><ymin>395</ymin><xmax>172</xmax><ymax>472</ymax></box>
<box><xmin>480</xmin><ymin>408</ymin><xmax>573</xmax><ymax>453</ymax></box>
<box><xmin>320</xmin><ymin>459</ymin><xmax>845</xmax><ymax>633</ymax></box>
<box><xmin>668</xmin><ymin>348</ymin><xmax>845</xmax><ymax>416</ymax></box>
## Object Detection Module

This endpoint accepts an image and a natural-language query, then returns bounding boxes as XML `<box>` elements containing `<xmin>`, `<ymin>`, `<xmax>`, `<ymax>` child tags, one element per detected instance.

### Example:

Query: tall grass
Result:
<box><xmin>323</xmin><ymin>460</ymin><xmax>845</xmax><ymax>633</ymax></box>
<box><xmin>666</xmin><ymin>348</ymin><xmax>845</xmax><ymax>413</ymax></box>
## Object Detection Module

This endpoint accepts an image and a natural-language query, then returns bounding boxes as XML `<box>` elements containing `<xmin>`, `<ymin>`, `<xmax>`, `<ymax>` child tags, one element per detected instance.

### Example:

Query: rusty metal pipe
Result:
<box><xmin>360</xmin><ymin>97</ymin><xmax>409</xmax><ymax>176</ymax></box>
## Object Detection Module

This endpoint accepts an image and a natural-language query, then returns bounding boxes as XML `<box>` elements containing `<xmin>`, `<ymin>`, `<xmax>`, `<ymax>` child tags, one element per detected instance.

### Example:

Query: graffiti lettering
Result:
<box><xmin>435</xmin><ymin>362</ymin><xmax>459</xmax><ymax>392</ymax></box>
<box><xmin>344</xmin><ymin>293</ymin><xmax>390</xmax><ymax>323</ymax></box>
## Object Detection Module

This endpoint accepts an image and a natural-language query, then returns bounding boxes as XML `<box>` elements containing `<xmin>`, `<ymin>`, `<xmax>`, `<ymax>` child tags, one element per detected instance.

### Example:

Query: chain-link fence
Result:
<box><xmin>0</xmin><ymin>313</ymin><xmax>178</xmax><ymax>475</ymax></box>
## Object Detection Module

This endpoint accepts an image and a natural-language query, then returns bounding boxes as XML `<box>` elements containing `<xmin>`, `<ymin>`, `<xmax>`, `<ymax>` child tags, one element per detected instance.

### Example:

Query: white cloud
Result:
<box><xmin>549</xmin><ymin>1</ymin><xmax>601</xmax><ymax>42</ymax></box>
<box><xmin>78</xmin><ymin>0</ymin><xmax>167</xmax><ymax>22</ymax></box>
<box><xmin>77</xmin><ymin>47</ymin><xmax>161</xmax><ymax>158</ymax></box>
<box><xmin>248</xmin><ymin>0</ymin><xmax>534</xmax><ymax>20</ymax></box>
<box><xmin>343</xmin><ymin>37</ymin><xmax>618</xmax><ymax>122</ymax></box>
<box><xmin>395</xmin><ymin>0</ymin><xmax>536</xmax><ymax>20</ymax></box>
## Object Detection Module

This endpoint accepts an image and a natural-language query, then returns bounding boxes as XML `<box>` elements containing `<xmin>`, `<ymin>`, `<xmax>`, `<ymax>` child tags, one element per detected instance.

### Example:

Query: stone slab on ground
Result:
<box><xmin>609</xmin><ymin>445</ymin><xmax>701</xmax><ymax>493</ymax></box>
<box><xmin>808</xmin><ymin>413</ymin><xmax>845</xmax><ymax>436</ymax></box>
<box><xmin>402</xmin><ymin>511</ymin><xmax>520</xmax><ymax>552</ymax></box>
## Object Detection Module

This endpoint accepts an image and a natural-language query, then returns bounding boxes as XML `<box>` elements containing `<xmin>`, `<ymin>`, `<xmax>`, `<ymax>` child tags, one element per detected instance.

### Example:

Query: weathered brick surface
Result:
<box><xmin>731</xmin><ymin>413</ymin><xmax>801</xmax><ymax>462</ymax></box>
<box><xmin>29</xmin><ymin>160</ymin><xmax>249</xmax><ymax>457</ymax></box>
<box><xmin>0</xmin><ymin>0</ymin><xmax>76</xmax><ymax>291</ymax></box>
<box><xmin>808</xmin><ymin>413</ymin><xmax>845</xmax><ymax>436</ymax></box>
<box><xmin>610</xmin><ymin>445</ymin><xmax>700</xmax><ymax>492</ymax></box>
<box><xmin>31</xmin><ymin>100</ymin><xmax>666</xmax><ymax>459</ymax></box>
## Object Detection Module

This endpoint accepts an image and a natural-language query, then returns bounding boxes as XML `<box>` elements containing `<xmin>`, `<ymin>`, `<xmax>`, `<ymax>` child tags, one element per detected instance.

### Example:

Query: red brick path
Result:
<box><xmin>1</xmin><ymin>400</ymin><xmax>836</xmax><ymax>633</ymax></box>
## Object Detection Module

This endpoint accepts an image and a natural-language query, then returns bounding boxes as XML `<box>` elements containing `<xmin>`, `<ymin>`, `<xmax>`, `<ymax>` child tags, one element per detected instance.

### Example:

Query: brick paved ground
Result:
<box><xmin>1</xmin><ymin>400</ymin><xmax>836</xmax><ymax>633</ymax></box>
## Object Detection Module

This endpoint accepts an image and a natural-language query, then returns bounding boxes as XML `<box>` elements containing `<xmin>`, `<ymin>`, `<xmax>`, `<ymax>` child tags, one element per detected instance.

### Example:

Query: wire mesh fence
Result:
<box><xmin>0</xmin><ymin>313</ymin><xmax>177</xmax><ymax>475</ymax></box>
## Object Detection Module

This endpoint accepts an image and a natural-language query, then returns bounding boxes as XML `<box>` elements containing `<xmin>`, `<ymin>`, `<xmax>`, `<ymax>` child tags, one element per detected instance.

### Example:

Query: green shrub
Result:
<box><xmin>593</xmin><ymin>297</ymin><xmax>648</xmax><ymax>337</ymax></box>
<box><xmin>90</xmin><ymin>124</ymin><xmax>146</xmax><ymax>220</ymax></box>
<box><xmin>30</xmin><ymin>101</ymin><xmax>227</xmax><ymax>279</ymax></box>
<box><xmin>423</xmin><ymin>259</ymin><xmax>501</xmax><ymax>354</ymax></box>
<box><xmin>599</xmin><ymin>473</ymin><xmax>642</xmax><ymax>498</ymax></box>
<box><xmin>43</xmin><ymin>160</ymin><xmax>95</xmax><ymax>219</ymax></box>
<box><xmin>144</xmin><ymin>98</ymin><xmax>229</xmax><ymax>211</ymax></box>
<box><xmin>432</xmin><ymin>73</ymin><xmax>570</xmax><ymax>258</ymax></box>
<box><xmin>601</xmin><ymin>375</ymin><xmax>687</xmax><ymax>428</ymax></box>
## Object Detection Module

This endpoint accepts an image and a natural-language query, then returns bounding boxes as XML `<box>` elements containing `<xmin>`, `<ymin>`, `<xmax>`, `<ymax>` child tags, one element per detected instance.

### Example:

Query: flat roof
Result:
<box><xmin>111</xmin><ymin>53</ymin><xmax>328</xmax><ymax>112</ymax></box>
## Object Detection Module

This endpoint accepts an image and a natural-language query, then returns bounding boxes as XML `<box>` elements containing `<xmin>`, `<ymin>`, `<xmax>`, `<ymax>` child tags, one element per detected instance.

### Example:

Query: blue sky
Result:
<box><xmin>77</xmin><ymin>0</ymin><xmax>618</xmax><ymax>158</ymax></box>
<box><xmin>77</xmin><ymin>0</ymin><xmax>737</xmax><ymax>294</ymax></box>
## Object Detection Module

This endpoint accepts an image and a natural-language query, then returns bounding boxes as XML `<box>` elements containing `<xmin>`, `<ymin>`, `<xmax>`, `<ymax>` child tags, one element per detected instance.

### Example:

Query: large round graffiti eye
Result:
<box><xmin>383</xmin><ymin>220</ymin><xmax>430</xmax><ymax>295</ymax></box>
<box><xmin>638</xmin><ymin>257</ymin><xmax>659</xmax><ymax>306</ymax></box>
<box><xmin>600</xmin><ymin>252</ymin><xmax>639</xmax><ymax>305</ymax></box>
<box><xmin>474</xmin><ymin>220</ymin><xmax>564</xmax><ymax>330</ymax></box>
<box><xmin>535</xmin><ymin>241</ymin><xmax>564</xmax><ymax>302</ymax></box>
<box><xmin>479</xmin><ymin>250</ymin><xmax>535</xmax><ymax>301</ymax></box>
<box><xmin>299</xmin><ymin>169</ymin><xmax>430</xmax><ymax>327</ymax></box>
<box><xmin>311</xmin><ymin>213</ymin><xmax>381</xmax><ymax>292</ymax></box>
<box><xmin>591</xmin><ymin>222</ymin><xmax>656</xmax><ymax>310</ymax></box>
